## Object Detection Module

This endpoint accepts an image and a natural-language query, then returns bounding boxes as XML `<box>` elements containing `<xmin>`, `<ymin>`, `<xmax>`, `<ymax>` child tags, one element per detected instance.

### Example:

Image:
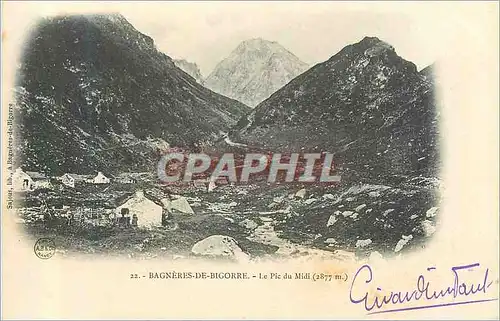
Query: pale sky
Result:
<box><xmin>116</xmin><ymin>2</ymin><xmax>461</xmax><ymax>76</ymax></box>
<box><xmin>2</xmin><ymin>2</ymin><xmax>491</xmax><ymax>77</ymax></box>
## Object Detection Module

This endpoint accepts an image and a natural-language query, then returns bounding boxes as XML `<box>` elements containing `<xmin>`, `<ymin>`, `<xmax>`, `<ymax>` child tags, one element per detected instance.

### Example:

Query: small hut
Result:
<box><xmin>114</xmin><ymin>191</ymin><xmax>163</xmax><ymax>228</ymax></box>
<box><xmin>91</xmin><ymin>172</ymin><xmax>110</xmax><ymax>184</ymax></box>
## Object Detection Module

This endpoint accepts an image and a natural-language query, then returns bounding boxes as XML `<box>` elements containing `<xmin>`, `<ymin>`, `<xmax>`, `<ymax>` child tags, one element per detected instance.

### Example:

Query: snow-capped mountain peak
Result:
<box><xmin>205</xmin><ymin>38</ymin><xmax>308</xmax><ymax>107</ymax></box>
<box><xmin>173</xmin><ymin>58</ymin><xmax>205</xmax><ymax>85</ymax></box>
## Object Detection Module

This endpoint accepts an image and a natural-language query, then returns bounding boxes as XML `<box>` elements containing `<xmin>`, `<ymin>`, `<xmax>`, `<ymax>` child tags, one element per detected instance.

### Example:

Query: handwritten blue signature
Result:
<box><xmin>350</xmin><ymin>263</ymin><xmax>498</xmax><ymax>315</ymax></box>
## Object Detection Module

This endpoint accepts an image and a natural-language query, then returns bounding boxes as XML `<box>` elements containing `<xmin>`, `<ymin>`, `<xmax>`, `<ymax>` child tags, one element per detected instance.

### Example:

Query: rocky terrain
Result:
<box><xmin>13</xmin><ymin>14</ymin><xmax>249</xmax><ymax>175</ymax></box>
<box><xmin>16</xmin><ymin>177</ymin><xmax>441</xmax><ymax>261</ymax></box>
<box><xmin>173</xmin><ymin>59</ymin><xmax>205</xmax><ymax>85</ymax></box>
<box><xmin>205</xmin><ymin>38</ymin><xmax>308</xmax><ymax>107</ymax></box>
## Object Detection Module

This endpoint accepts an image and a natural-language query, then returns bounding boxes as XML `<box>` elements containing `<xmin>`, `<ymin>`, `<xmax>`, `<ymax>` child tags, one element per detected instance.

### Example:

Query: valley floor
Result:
<box><xmin>13</xmin><ymin>176</ymin><xmax>442</xmax><ymax>262</ymax></box>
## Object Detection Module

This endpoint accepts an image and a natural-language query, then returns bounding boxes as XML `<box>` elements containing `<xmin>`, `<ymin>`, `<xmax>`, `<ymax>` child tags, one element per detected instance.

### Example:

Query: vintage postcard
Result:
<box><xmin>2</xmin><ymin>1</ymin><xmax>499</xmax><ymax>319</ymax></box>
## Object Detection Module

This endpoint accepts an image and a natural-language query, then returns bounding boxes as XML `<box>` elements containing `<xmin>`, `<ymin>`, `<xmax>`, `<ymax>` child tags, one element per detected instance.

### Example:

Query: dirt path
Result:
<box><xmin>224</xmin><ymin>136</ymin><xmax>248</xmax><ymax>148</ymax></box>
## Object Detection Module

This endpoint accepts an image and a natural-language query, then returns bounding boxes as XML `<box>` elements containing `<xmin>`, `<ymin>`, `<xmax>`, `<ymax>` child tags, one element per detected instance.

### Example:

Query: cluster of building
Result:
<box><xmin>11</xmin><ymin>167</ymin><xmax>139</xmax><ymax>191</ymax></box>
<box><xmin>12</xmin><ymin>167</ymin><xmax>197</xmax><ymax>229</ymax></box>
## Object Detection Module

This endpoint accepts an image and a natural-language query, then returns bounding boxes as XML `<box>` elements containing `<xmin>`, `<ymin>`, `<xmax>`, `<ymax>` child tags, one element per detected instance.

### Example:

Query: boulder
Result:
<box><xmin>191</xmin><ymin>235</ymin><xmax>249</xmax><ymax>261</ymax></box>
<box><xmin>421</xmin><ymin>220</ymin><xmax>436</xmax><ymax>237</ymax></box>
<box><xmin>304</xmin><ymin>198</ymin><xmax>316</xmax><ymax>205</ymax></box>
<box><xmin>324</xmin><ymin>238</ymin><xmax>337</xmax><ymax>244</ymax></box>
<box><xmin>295</xmin><ymin>188</ymin><xmax>307</xmax><ymax>199</ymax></box>
<box><xmin>355</xmin><ymin>204</ymin><xmax>367</xmax><ymax>212</ymax></box>
<box><xmin>426</xmin><ymin>207</ymin><xmax>439</xmax><ymax>218</ymax></box>
<box><xmin>342</xmin><ymin>211</ymin><xmax>354</xmax><ymax>217</ymax></box>
<box><xmin>394</xmin><ymin>235</ymin><xmax>413</xmax><ymax>252</ymax></box>
<box><xmin>382</xmin><ymin>209</ymin><xmax>395</xmax><ymax>216</ymax></box>
<box><xmin>239</xmin><ymin>219</ymin><xmax>258</xmax><ymax>230</ymax></box>
<box><xmin>326</xmin><ymin>215</ymin><xmax>337</xmax><ymax>227</ymax></box>
<box><xmin>167</xmin><ymin>196</ymin><xmax>195</xmax><ymax>215</ymax></box>
<box><xmin>322</xmin><ymin>193</ymin><xmax>335</xmax><ymax>200</ymax></box>
<box><xmin>355</xmin><ymin>239</ymin><xmax>372</xmax><ymax>248</ymax></box>
<box><xmin>208</xmin><ymin>181</ymin><xmax>217</xmax><ymax>192</ymax></box>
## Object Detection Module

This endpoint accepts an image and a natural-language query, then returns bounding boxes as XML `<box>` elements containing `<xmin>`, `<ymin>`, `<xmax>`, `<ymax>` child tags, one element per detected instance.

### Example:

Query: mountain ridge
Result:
<box><xmin>229</xmin><ymin>36</ymin><xmax>439</xmax><ymax>184</ymax></box>
<box><xmin>13</xmin><ymin>14</ymin><xmax>250</xmax><ymax>175</ymax></box>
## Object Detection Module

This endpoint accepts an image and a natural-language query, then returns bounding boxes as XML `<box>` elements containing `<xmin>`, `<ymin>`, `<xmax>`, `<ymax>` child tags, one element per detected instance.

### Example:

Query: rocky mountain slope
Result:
<box><xmin>173</xmin><ymin>59</ymin><xmax>205</xmax><ymax>85</ymax></box>
<box><xmin>420</xmin><ymin>64</ymin><xmax>435</xmax><ymax>83</ymax></box>
<box><xmin>13</xmin><ymin>14</ymin><xmax>250</xmax><ymax>175</ymax></box>
<box><xmin>222</xmin><ymin>37</ymin><xmax>441</xmax><ymax>255</ymax></box>
<box><xmin>205</xmin><ymin>38</ymin><xmax>308</xmax><ymax>107</ymax></box>
<box><xmin>230</xmin><ymin>37</ymin><xmax>440</xmax><ymax>184</ymax></box>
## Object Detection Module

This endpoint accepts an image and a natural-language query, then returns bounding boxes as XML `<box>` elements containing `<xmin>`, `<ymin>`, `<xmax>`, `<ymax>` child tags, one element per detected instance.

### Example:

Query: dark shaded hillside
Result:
<box><xmin>14</xmin><ymin>14</ymin><xmax>249</xmax><ymax>175</ymax></box>
<box><xmin>420</xmin><ymin>63</ymin><xmax>435</xmax><ymax>83</ymax></box>
<box><xmin>231</xmin><ymin>37</ymin><xmax>440</xmax><ymax>184</ymax></box>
